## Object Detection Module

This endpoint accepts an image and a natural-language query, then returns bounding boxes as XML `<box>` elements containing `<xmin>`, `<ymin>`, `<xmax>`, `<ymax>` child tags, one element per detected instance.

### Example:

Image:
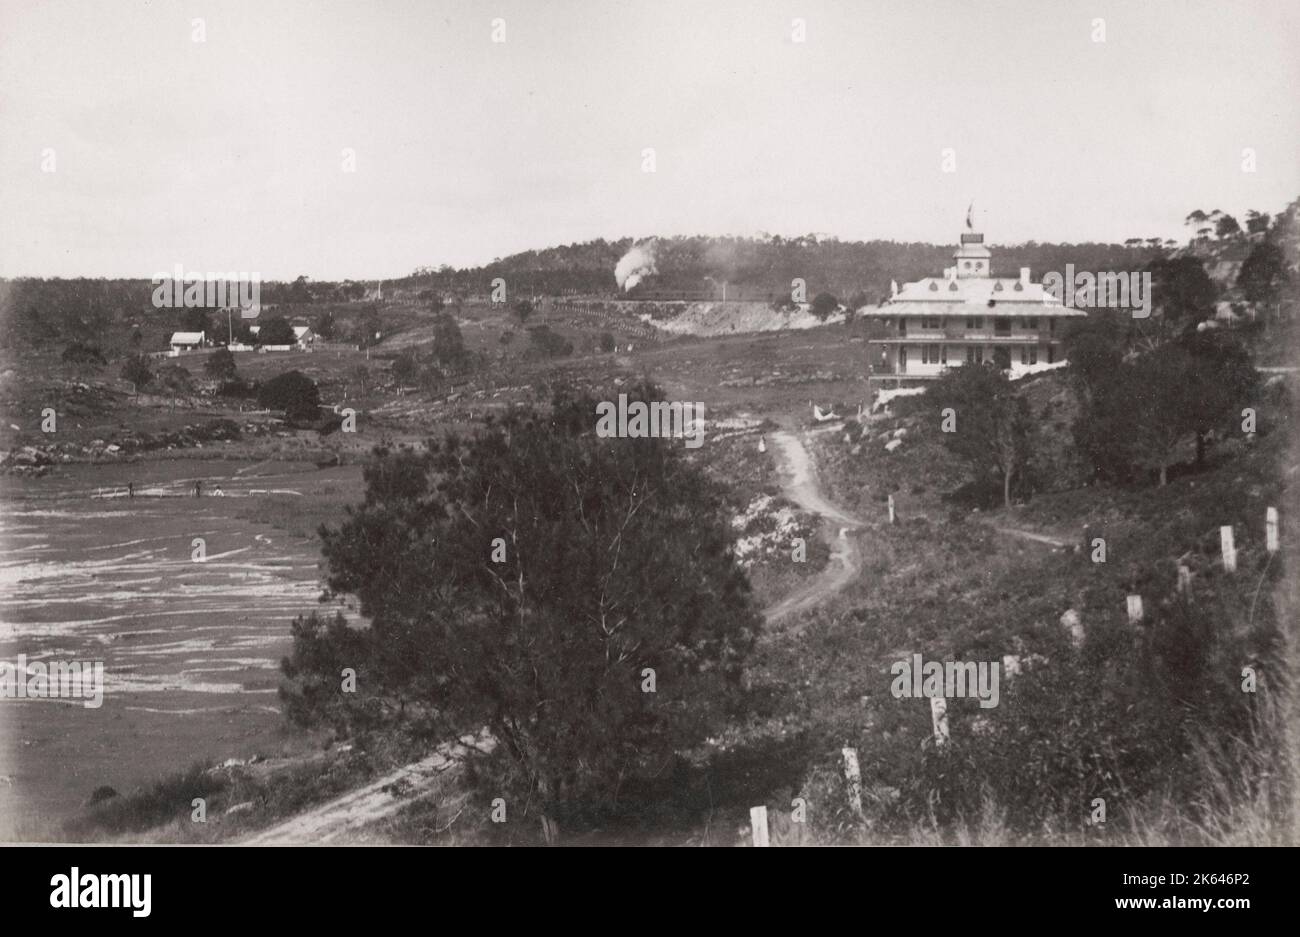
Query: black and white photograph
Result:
<box><xmin>0</xmin><ymin>0</ymin><xmax>1296</xmax><ymax>894</ymax></box>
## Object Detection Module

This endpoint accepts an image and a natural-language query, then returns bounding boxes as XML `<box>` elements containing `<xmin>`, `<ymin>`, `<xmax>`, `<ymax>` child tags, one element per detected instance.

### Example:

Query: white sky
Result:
<box><xmin>1</xmin><ymin>0</ymin><xmax>1297</xmax><ymax>279</ymax></box>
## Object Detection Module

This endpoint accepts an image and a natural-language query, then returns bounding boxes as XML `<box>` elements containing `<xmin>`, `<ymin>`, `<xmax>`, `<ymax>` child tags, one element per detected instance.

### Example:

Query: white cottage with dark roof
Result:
<box><xmin>868</xmin><ymin>224</ymin><xmax>1087</xmax><ymax>388</ymax></box>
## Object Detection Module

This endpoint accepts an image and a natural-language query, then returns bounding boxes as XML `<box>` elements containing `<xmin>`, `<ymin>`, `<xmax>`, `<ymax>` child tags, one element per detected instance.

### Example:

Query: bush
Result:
<box><xmin>204</xmin><ymin>347</ymin><xmax>237</xmax><ymax>380</ymax></box>
<box><xmin>120</xmin><ymin>354</ymin><xmax>152</xmax><ymax>388</ymax></box>
<box><xmin>61</xmin><ymin>341</ymin><xmax>106</xmax><ymax>369</ymax></box>
<box><xmin>255</xmin><ymin>316</ymin><xmax>296</xmax><ymax>346</ymax></box>
<box><xmin>257</xmin><ymin>370</ymin><xmax>321</xmax><ymax>423</ymax></box>
<box><xmin>526</xmin><ymin>324</ymin><xmax>573</xmax><ymax>359</ymax></box>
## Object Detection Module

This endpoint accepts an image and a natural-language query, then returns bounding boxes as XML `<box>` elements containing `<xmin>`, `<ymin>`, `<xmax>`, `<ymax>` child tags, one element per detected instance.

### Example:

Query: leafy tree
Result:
<box><xmin>204</xmin><ymin>347</ymin><xmax>237</xmax><ymax>381</ymax></box>
<box><xmin>1063</xmin><ymin>310</ymin><xmax>1127</xmax><ymax>400</ymax></box>
<box><xmin>61</xmin><ymin>341</ymin><xmax>106</xmax><ymax>375</ymax></box>
<box><xmin>391</xmin><ymin>352</ymin><xmax>418</xmax><ymax>385</ymax></box>
<box><xmin>1127</xmin><ymin>344</ymin><xmax>1204</xmax><ymax>486</ymax></box>
<box><xmin>810</xmin><ymin>292</ymin><xmax>839</xmax><ymax>321</ymax></box>
<box><xmin>598</xmin><ymin>331</ymin><xmax>617</xmax><ymax>353</ymax></box>
<box><xmin>315</xmin><ymin>312</ymin><xmax>337</xmax><ymax>341</ymax></box>
<box><xmin>287</xmin><ymin>275</ymin><xmax>313</xmax><ymax>304</ymax></box>
<box><xmin>526</xmin><ymin>324</ymin><xmax>573</xmax><ymax>359</ymax></box>
<box><xmin>256</xmin><ymin>316</ymin><xmax>296</xmax><ymax>346</ymax></box>
<box><xmin>1181</xmin><ymin>332</ymin><xmax>1258</xmax><ymax>465</ymax></box>
<box><xmin>284</xmin><ymin>384</ymin><xmax>760</xmax><ymax>841</ymax></box>
<box><xmin>257</xmin><ymin>370</ymin><xmax>321</xmax><ymax>423</ymax></box>
<box><xmin>928</xmin><ymin>364</ymin><xmax>1032</xmax><ymax>508</ymax></box>
<box><xmin>1237</xmin><ymin>241</ymin><xmax>1288</xmax><ymax>309</ymax></box>
<box><xmin>120</xmin><ymin>354</ymin><xmax>152</xmax><ymax>389</ymax></box>
<box><xmin>430</xmin><ymin>313</ymin><xmax>467</xmax><ymax>370</ymax></box>
<box><xmin>358</xmin><ymin>308</ymin><xmax>382</xmax><ymax>349</ymax></box>
<box><xmin>1146</xmin><ymin>256</ymin><xmax>1217</xmax><ymax>338</ymax></box>
<box><xmin>1077</xmin><ymin>335</ymin><xmax>1256</xmax><ymax>485</ymax></box>
<box><xmin>512</xmin><ymin>298</ymin><xmax>534</xmax><ymax>324</ymax></box>
<box><xmin>1214</xmin><ymin>214</ymin><xmax>1242</xmax><ymax>239</ymax></box>
<box><xmin>1244</xmin><ymin>210</ymin><xmax>1271</xmax><ymax>235</ymax></box>
<box><xmin>155</xmin><ymin>363</ymin><xmax>194</xmax><ymax>394</ymax></box>
<box><xmin>231</xmin><ymin>320</ymin><xmax>257</xmax><ymax>344</ymax></box>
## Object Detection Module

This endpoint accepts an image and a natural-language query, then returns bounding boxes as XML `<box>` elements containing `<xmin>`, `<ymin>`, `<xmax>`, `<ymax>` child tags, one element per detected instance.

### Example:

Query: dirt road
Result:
<box><xmin>763</xmin><ymin>429</ymin><xmax>865</xmax><ymax>624</ymax></box>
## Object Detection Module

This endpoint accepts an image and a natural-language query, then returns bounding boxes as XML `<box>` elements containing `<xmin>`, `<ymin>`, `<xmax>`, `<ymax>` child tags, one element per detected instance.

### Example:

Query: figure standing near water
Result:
<box><xmin>127</xmin><ymin>481</ymin><xmax>134</xmax><ymax>498</ymax></box>
<box><xmin>194</xmin><ymin>480</ymin><xmax>202</xmax><ymax>498</ymax></box>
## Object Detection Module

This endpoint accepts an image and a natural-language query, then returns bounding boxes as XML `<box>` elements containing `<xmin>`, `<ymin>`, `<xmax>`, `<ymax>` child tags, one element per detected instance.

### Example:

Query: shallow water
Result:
<box><xmin>0</xmin><ymin>460</ymin><xmax>357</xmax><ymax>837</ymax></box>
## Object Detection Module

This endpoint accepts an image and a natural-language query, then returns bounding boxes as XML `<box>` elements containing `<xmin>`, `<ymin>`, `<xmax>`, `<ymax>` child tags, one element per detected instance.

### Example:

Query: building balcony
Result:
<box><xmin>878</xmin><ymin>331</ymin><xmax>1057</xmax><ymax>344</ymax></box>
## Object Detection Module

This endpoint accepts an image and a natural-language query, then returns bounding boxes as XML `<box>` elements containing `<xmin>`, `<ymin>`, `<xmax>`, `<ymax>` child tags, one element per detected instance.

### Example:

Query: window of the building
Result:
<box><xmin>898</xmin><ymin>317</ymin><xmax>907</xmax><ymax>334</ymax></box>
<box><xmin>965</xmin><ymin>316</ymin><xmax>983</xmax><ymax>329</ymax></box>
<box><xmin>994</xmin><ymin>317</ymin><xmax>1011</xmax><ymax>336</ymax></box>
<box><xmin>1025</xmin><ymin>317</ymin><xmax>1039</xmax><ymax>329</ymax></box>
<box><xmin>962</xmin><ymin>261</ymin><xmax>971</xmax><ymax>269</ymax></box>
<box><xmin>1020</xmin><ymin>346</ymin><xmax>1039</xmax><ymax>365</ymax></box>
<box><xmin>921</xmin><ymin>344</ymin><xmax>942</xmax><ymax>364</ymax></box>
<box><xmin>1047</xmin><ymin>345</ymin><xmax>1056</xmax><ymax>364</ymax></box>
<box><xmin>966</xmin><ymin>346</ymin><xmax>981</xmax><ymax>364</ymax></box>
<box><xmin>1049</xmin><ymin>318</ymin><xmax>1056</xmax><ymax>333</ymax></box>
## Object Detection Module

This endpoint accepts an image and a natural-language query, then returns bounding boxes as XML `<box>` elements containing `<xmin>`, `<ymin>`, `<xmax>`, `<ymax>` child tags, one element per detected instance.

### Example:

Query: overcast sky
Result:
<box><xmin>1</xmin><ymin>0</ymin><xmax>1296</xmax><ymax>280</ymax></box>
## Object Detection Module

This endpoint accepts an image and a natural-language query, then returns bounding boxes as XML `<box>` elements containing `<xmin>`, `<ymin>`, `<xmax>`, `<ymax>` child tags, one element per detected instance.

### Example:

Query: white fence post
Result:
<box><xmin>1266</xmin><ymin>507</ymin><xmax>1279</xmax><ymax>554</ymax></box>
<box><xmin>1177</xmin><ymin>565</ymin><xmax>1191</xmax><ymax>595</ymax></box>
<box><xmin>750</xmin><ymin>806</ymin><xmax>770</xmax><ymax>847</ymax></box>
<box><xmin>1220</xmin><ymin>526</ymin><xmax>1237</xmax><ymax>573</ymax></box>
<box><xmin>841</xmin><ymin>747</ymin><xmax>863</xmax><ymax>815</ymax></box>
<box><xmin>887</xmin><ymin>495</ymin><xmax>896</xmax><ymax>525</ymax></box>
<box><xmin>1126</xmin><ymin>594</ymin><xmax>1144</xmax><ymax>624</ymax></box>
<box><xmin>930</xmin><ymin>696</ymin><xmax>949</xmax><ymax>746</ymax></box>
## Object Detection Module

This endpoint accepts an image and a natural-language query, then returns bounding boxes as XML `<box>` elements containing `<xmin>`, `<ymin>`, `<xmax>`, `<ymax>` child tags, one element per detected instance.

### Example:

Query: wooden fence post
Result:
<box><xmin>930</xmin><ymin>696</ymin><xmax>949</xmax><ymax>746</ymax></box>
<box><xmin>1266</xmin><ymin>507</ymin><xmax>1279</xmax><ymax>554</ymax></box>
<box><xmin>1220</xmin><ymin>525</ymin><xmax>1237</xmax><ymax>573</ymax></box>
<box><xmin>1126</xmin><ymin>594</ymin><xmax>1144</xmax><ymax>624</ymax></box>
<box><xmin>887</xmin><ymin>495</ymin><xmax>896</xmax><ymax>525</ymax></box>
<box><xmin>1177</xmin><ymin>565</ymin><xmax>1191</xmax><ymax>595</ymax></box>
<box><xmin>841</xmin><ymin>747</ymin><xmax>863</xmax><ymax>815</ymax></box>
<box><xmin>750</xmin><ymin>806</ymin><xmax>770</xmax><ymax>847</ymax></box>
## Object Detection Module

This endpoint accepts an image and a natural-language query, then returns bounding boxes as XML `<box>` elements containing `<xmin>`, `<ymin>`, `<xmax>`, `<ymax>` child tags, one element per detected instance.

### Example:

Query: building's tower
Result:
<box><xmin>953</xmin><ymin>231</ymin><xmax>991</xmax><ymax>278</ymax></box>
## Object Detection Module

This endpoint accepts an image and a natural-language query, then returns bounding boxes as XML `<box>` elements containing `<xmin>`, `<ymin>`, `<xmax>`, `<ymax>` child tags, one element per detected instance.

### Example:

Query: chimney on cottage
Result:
<box><xmin>1019</xmin><ymin>267</ymin><xmax>1031</xmax><ymax>286</ymax></box>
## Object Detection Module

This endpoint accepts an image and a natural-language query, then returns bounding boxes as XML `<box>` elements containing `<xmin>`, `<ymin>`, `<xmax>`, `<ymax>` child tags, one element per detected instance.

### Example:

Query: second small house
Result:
<box><xmin>168</xmin><ymin>331</ymin><xmax>207</xmax><ymax>356</ymax></box>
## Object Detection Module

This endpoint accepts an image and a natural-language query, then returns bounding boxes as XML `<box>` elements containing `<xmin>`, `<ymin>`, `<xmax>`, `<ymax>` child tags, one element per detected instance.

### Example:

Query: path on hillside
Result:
<box><xmin>241</xmin><ymin>429</ymin><xmax>863</xmax><ymax>843</ymax></box>
<box><xmin>763</xmin><ymin>429</ymin><xmax>866</xmax><ymax>624</ymax></box>
<box><xmin>243</xmin><ymin>730</ymin><xmax>496</xmax><ymax>845</ymax></box>
<box><xmin>980</xmin><ymin>521</ymin><xmax>1071</xmax><ymax>549</ymax></box>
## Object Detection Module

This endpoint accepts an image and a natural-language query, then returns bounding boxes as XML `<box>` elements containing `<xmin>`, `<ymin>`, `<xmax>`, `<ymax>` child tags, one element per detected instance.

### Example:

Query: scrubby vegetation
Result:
<box><xmin>281</xmin><ymin>382</ymin><xmax>762</xmax><ymax>842</ymax></box>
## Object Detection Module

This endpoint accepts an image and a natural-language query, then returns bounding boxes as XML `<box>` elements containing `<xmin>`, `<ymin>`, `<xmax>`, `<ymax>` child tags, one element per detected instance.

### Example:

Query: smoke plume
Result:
<box><xmin>615</xmin><ymin>240</ymin><xmax>658</xmax><ymax>292</ymax></box>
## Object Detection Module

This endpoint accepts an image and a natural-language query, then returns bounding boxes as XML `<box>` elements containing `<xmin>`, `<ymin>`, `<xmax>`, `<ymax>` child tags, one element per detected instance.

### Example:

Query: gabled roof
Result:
<box><xmin>292</xmin><ymin>326</ymin><xmax>312</xmax><ymax>339</ymax></box>
<box><xmin>169</xmin><ymin>331</ymin><xmax>205</xmax><ymax>344</ymax></box>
